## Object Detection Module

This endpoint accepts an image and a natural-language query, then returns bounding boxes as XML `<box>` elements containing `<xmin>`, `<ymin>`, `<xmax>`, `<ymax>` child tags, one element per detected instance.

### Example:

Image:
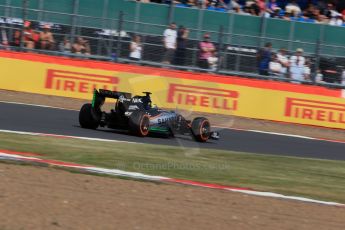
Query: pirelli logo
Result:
<box><xmin>45</xmin><ymin>69</ymin><xmax>118</xmax><ymax>93</ymax></box>
<box><xmin>167</xmin><ymin>84</ymin><xmax>239</xmax><ymax>110</ymax></box>
<box><xmin>285</xmin><ymin>98</ymin><xmax>345</xmax><ymax>123</ymax></box>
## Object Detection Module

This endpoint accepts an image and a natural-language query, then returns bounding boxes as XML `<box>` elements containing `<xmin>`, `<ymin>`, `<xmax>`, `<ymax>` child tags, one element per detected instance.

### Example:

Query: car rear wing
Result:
<box><xmin>97</xmin><ymin>89</ymin><xmax>131</xmax><ymax>99</ymax></box>
<box><xmin>92</xmin><ymin>89</ymin><xmax>132</xmax><ymax>108</ymax></box>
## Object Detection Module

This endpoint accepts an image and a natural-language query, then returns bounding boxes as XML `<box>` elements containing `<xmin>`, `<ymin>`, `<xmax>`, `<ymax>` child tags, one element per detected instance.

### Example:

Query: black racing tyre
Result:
<box><xmin>129</xmin><ymin>111</ymin><xmax>150</xmax><ymax>137</ymax></box>
<box><xmin>79</xmin><ymin>103</ymin><xmax>99</xmax><ymax>129</ymax></box>
<box><xmin>191</xmin><ymin>117</ymin><xmax>210</xmax><ymax>142</ymax></box>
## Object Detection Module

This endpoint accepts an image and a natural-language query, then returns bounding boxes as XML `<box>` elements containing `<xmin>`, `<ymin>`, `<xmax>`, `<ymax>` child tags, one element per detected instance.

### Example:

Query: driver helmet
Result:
<box><xmin>141</xmin><ymin>95</ymin><xmax>152</xmax><ymax>110</ymax></box>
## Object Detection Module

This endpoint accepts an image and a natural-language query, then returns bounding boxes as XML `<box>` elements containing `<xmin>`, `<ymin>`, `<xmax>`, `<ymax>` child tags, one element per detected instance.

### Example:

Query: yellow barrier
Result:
<box><xmin>1</xmin><ymin>53</ymin><xmax>345</xmax><ymax>129</ymax></box>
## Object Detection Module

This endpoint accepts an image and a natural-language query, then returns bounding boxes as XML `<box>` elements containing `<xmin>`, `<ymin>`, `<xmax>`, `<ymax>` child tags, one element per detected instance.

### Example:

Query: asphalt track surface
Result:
<box><xmin>1</xmin><ymin>102</ymin><xmax>345</xmax><ymax>161</ymax></box>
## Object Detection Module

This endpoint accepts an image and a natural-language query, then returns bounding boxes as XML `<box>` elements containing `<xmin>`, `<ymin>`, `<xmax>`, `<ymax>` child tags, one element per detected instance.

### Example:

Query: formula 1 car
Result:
<box><xmin>79</xmin><ymin>89</ymin><xmax>220</xmax><ymax>142</ymax></box>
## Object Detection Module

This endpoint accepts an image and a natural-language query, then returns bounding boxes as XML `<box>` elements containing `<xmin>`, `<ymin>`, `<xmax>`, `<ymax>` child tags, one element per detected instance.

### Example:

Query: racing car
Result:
<box><xmin>79</xmin><ymin>89</ymin><xmax>220</xmax><ymax>142</ymax></box>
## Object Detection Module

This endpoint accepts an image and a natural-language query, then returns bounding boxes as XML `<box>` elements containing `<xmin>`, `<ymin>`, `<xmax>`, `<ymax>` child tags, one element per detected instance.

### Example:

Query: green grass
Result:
<box><xmin>1</xmin><ymin>132</ymin><xmax>345</xmax><ymax>203</ymax></box>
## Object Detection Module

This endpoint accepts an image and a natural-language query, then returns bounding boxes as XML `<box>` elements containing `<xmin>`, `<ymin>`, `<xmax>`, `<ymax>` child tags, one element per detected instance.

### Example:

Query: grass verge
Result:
<box><xmin>1</xmin><ymin>132</ymin><xmax>345</xmax><ymax>203</ymax></box>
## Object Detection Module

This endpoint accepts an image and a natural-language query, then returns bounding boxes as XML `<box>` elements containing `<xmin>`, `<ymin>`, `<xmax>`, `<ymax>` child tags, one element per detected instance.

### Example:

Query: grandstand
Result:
<box><xmin>0</xmin><ymin>0</ymin><xmax>344</xmax><ymax>87</ymax></box>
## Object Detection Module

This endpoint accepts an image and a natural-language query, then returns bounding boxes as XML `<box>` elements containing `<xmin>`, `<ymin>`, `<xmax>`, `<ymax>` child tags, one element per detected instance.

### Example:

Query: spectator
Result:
<box><xmin>168</xmin><ymin>0</ymin><xmax>344</xmax><ymax>26</ymax></box>
<box><xmin>187</xmin><ymin>0</ymin><xmax>198</xmax><ymax>8</ymax></box>
<box><xmin>39</xmin><ymin>24</ymin><xmax>55</xmax><ymax>50</ymax></box>
<box><xmin>23</xmin><ymin>21</ymin><xmax>38</xmax><ymax>49</ymax></box>
<box><xmin>206</xmin><ymin>0</ymin><xmax>228</xmax><ymax>11</ymax></box>
<box><xmin>162</xmin><ymin>22</ymin><xmax>177</xmax><ymax>64</ymax></box>
<box><xmin>314</xmin><ymin>9</ymin><xmax>328</xmax><ymax>23</ymax></box>
<box><xmin>324</xmin><ymin>3</ymin><xmax>338</xmax><ymax>19</ymax></box>
<box><xmin>256</xmin><ymin>0</ymin><xmax>266</xmax><ymax>13</ymax></box>
<box><xmin>206</xmin><ymin>0</ymin><xmax>217</xmax><ymax>10</ymax></box>
<box><xmin>266</xmin><ymin>0</ymin><xmax>280</xmax><ymax>15</ymax></box>
<box><xmin>257</xmin><ymin>42</ymin><xmax>272</xmax><ymax>76</ymax></box>
<box><xmin>230</xmin><ymin>0</ymin><xmax>241</xmax><ymax>9</ymax></box>
<box><xmin>285</xmin><ymin>0</ymin><xmax>302</xmax><ymax>17</ymax></box>
<box><xmin>315</xmin><ymin>69</ymin><xmax>324</xmax><ymax>83</ymax></box>
<box><xmin>269</xmin><ymin>54</ymin><xmax>283</xmax><ymax>77</ymax></box>
<box><xmin>329</xmin><ymin>14</ymin><xmax>343</xmax><ymax>26</ymax></box>
<box><xmin>289</xmin><ymin>48</ymin><xmax>306</xmax><ymax>82</ymax></box>
<box><xmin>0</xmin><ymin>28</ymin><xmax>9</xmax><ymax>50</ymax></box>
<box><xmin>302</xmin><ymin>3</ymin><xmax>316</xmax><ymax>19</ymax></box>
<box><xmin>129</xmin><ymin>35</ymin><xmax>143</xmax><ymax>61</ymax></box>
<box><xmin>281</xmin><ymin>11</ymin><xmax>293</xmax><ymax>20</ymax></box>
<box><xmin>304</xmin><ymin>58</ymin><xmax>312</xmax><ymax>81</ymax></box>
<box><xmin>59</xmin><ymin>37</ymin><xmax>71</xmax><ymax>54</ymax></box>
<box><xmin>232</xmin><ymin>5</ymin><xmax>244</xmax><ymax>14</ymax></box>
<box><xmin>11</xmin><ymin>30</ymin><xmax>21</xmax><ymax>47</ymax></box>
<box><xmin>246</xmin><ymin>1</ymin><xmax>261</xmax><ymax>16</ymax></box>
<box><xmin>198</xmin><ymin>33</ymin><xmax>215</xmax><ymax>69</ymax></box>
<box><xmin>266</xmin><ymin>0</ymin><xmax>281</xmax><ymax>18</ymax></box>
<box><xmin>72</xmin><ymin>36</ymin><xmax>90</xmax><ymax>55</ymax></box>
<box><xmin>242</xmin><ymin>6</ymin><xmax>252</xmax><ymax>15</ymax></box>
<box><xmin>277</xmin><ymin>48</ymin><xmax>289</xmax><ymax>77</ymax></box>
<box><xmin>207</xmin><ymin>50</ymin><xmax>218</xmax><ymax>71</ymax></box>
<box><xmin>271</xmin><ymin>7</ymin><xmax>283</xmax><ymax>18</ymax></box>
<box><xmin>174</xmin><ymin>26</ymin><xmax>189</xmax><ymax>66</ymax></box>
<box><xmin>84</xmin><ymin>40</ymin><xmax>91</xmax><ymax>55</ymax></box>
<box><xmin>72</xmin><ymin>37</ymin><xmax>84</xmax><ymax>54</ymax></box>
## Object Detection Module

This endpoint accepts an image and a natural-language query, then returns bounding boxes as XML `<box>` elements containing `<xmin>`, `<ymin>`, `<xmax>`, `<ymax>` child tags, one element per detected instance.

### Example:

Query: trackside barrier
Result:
<box><xmin>1</xmin><ymin>51</ymin><xmax>345</xmax><ymax>130</ymax></box>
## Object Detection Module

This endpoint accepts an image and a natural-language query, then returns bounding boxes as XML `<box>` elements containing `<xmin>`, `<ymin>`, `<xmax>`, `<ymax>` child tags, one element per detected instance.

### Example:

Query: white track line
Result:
<box><xmin>214</xmin><ymin>125</ymin><xmax>345</xmax><ymax>144</ymax></box>
<box><xmin>213</xmin><ymin>125</ymin><xmax>315</xmax><ymax>140</ymax></box>
<box><xmin>226</xmin><ymin>189</ymin><xmax>344</xmax><ymax>206</ymax></box>
<box><xmin>0</xmin><ymin>129</ymin><xmax>143</xmax><ymax>145</ymax></box>
<box><xmin>0</xmin><ymin>100</ymin><xmax>78</xmax><ymax>111</ymax></box>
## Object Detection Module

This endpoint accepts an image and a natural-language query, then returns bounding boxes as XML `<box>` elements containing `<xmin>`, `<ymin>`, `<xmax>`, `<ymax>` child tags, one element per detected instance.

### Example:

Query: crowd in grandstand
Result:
<box><xmin>138</xmin><ymin>0</ymin><xmax>345</xmax><ymax>26</ymax></box>
<box><xmin>1</xmin><ymin>18</ymin><xmax>343</xmax><ymax>85</ymax></box>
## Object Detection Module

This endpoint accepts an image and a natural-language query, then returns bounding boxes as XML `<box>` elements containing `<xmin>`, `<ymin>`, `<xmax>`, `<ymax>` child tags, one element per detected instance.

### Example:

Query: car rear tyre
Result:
<box><xmin>129</xmin><ymin>111</ymin><xmax>150</xmax><ymax>137</ymax></box>
<box><xmin>191</xmin><ymin>117</ymin><xmax>210</xmax><ymax>142</ymax></box>
<box><xmin>79</xmin><ymin>103</ymin><xmax>99</xmax><ymax>129</ymax></box>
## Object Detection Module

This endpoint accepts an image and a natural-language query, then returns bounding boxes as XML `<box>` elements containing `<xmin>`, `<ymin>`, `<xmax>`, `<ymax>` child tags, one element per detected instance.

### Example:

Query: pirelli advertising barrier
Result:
<box><xmin>1</xmin><ymin>51</ymin><xmax>345</xmax><ymax>130</ymax></box>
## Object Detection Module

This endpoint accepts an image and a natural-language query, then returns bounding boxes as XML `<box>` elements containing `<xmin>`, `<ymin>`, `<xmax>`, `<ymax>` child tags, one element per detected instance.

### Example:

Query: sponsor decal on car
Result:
<box><xmin>167</xmin><ymin>84</ymin><xmax>239</xmax><ymax>111</ymax></box>
<box><xmin>128</xmin><ymin>105</ymin><xmax>139</xmax><ymax>110</ymax></box>
<box><xmin>285</xmin><ymin>97</ymin><xmax>345</xmax><ymax>123</ymax></box>
<box><xmin>132</xmin><ymin>98</ymin><xmax>142</xmax><ymax>103</ymax></box>
<box><xmin>45</xmin><ymin>69</ymin><xmax>118</xmax><ymax>93</ymax></box>
<box><xmin>157</xmin><ymin>116</ymin><xmax>175</xmax><ymax>124</ymax></box>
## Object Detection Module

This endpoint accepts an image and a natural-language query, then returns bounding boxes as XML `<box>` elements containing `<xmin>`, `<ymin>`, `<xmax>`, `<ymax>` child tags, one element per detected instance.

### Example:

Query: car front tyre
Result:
<box><xmin>191</xmin><ymin>117</ymin><xmax>210</xmax><ymax>142</ymax></box>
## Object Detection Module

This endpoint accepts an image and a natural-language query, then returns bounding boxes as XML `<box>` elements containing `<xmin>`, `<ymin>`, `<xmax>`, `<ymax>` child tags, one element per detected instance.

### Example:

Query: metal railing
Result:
<box><xmin>0</xmin><ymin>1</ymin><xmax>344</xmax><ymax>89</ymax></box>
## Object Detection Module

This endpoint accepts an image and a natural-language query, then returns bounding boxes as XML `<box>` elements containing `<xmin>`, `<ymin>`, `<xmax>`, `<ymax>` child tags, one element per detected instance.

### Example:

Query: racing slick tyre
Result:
<box><xmin>129</xmin><ymin>111</ymin><xmax>150</xmax><ymax>137</ymax></box>
<box><xmin>79</xmin><ymin>103</ymin><xmax>100</xmax><ymax>129</ymax></box>
<box><xmin>191</xmin><ymin>117</ymin><xmax>210</xmax><ymax>142</ymax></box>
